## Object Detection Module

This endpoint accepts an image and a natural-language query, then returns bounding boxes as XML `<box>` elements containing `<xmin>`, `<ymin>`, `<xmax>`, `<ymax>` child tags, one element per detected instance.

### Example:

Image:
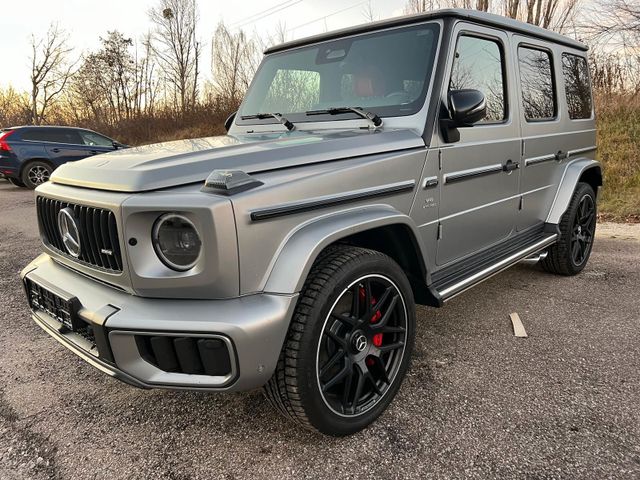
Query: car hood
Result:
<box><xmin>50</xmin><ymin>129</ymin><xmax>425</xmax><ymax>193</ymax></box>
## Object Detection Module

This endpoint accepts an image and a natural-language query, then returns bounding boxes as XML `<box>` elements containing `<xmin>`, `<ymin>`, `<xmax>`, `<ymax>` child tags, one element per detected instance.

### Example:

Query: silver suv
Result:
<box><xmin>21</xmin><ymin>9</ymin><xmax>601</xmax><ymax>436</ymax></box>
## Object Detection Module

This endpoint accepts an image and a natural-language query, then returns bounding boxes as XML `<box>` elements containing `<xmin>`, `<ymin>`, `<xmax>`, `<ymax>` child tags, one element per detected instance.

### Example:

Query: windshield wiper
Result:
<box><xmin>305</xmin><ymin>107</ymin><xmax>383</xmax><ymax>128</ymax></box>
<box><xmin>240</xmin><ymin>112</ymin><xmax>295</xmax><ymax>131</ymax></box>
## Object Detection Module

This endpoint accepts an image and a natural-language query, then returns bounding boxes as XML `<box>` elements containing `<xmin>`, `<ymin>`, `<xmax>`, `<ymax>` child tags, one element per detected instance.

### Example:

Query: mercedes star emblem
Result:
<box><xmin>57</xmin><ymin>207</ymin><xmax>82</xmax><ymax>258</ymax></box>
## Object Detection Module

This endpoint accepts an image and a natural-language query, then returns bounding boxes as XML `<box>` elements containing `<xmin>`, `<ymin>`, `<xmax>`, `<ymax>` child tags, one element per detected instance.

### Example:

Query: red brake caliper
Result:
<box><xmin>360</xmin><ymin>287</ymin><xmax>384</xmax><ymax>354</ymax></box>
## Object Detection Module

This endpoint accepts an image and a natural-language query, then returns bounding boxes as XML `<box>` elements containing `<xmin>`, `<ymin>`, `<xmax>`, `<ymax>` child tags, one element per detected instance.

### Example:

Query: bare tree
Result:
<box><xmin>402</xmin><ymin>0</ymin><xmax>577</xmax><ymax>32</ymax></box>
<box><xmin>519</xmin><ymin>0</ymin><xmax>580</xmax><ymax>31</ymax></box>
<box><xmin>71</xmin><ymin>31</ymin><xmax>160</xmax><ymax>126</ymax></box>
<box><xmin>505</xmin><ymin>0</ymin><xmax>520</xmax><ymax>18</ymax></box>
<box><xmin>476</xmin><ymin>0</ymin><xmax>490</xmax><ymax>11</ymax></box>
<box><xmin>585</xmin><ymin>0</ymin><xmax>640</xmax><ymax>46</ymax></box>
<box><xmin>0</xmin><ymin>87</ymin><xmax>31</xmax><ymax>126</ymax></box>
<box><xmin>149</xmin><ymin>0</ymin><xmax>201</xmax><ymax>112</ymax></box>
<box><xmin>362</xmin><ymin>1</ymin><xmax>378</xmax><ymax>21</ymax></box>
<box><xmin>404</xmin><ymin>0</ymin><xmax>442</xmax><ymax>13</ymax></box>
<box><xmin>29</xmin><ymin>25</ymin><xmax>75</xmax><ymax>124</ymax></box>
<box><xmin>211</xmin><ymin>22</ymin><xmax>260</xmax><ymax>110</ymax></box>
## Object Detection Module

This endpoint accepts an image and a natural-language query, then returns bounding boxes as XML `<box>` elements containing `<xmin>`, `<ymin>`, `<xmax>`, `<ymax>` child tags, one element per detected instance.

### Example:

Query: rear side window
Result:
<box><xmin>518</xmin><ymin>47</ymin><xmax>556</xmax><ymax>121</ymax></box>
<box><xmin>450</xmin><ymin>35</ymin><xmax>507</xmax><ymax>122</ymax></box>
<box><xmin>21</xmin><ymin>129</ymin><xmax>82</xmax><ymax>144</ymax></box>
<box><xmin>562</xmin><ymin>54</ymin><xmax>592</xmax><ymax>119</ymax></box>
<box><xmin>20</xmin><ymin>130</ymin><xmax>48</xmax><ymax>142</ymax></box>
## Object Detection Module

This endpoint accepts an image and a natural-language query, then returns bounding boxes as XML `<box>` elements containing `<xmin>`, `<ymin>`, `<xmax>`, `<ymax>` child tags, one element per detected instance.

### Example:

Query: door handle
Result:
<box><xmin>502</xmin><ymin>159</ymin><xmax>519</xmax><ymax>173</ymax></box>
<box><xmin>89</xmin><ymin>150</ymin><xmax>98</xmax><ymax>155</ymax></box>
<box><xmin>51</xmin><ymin>148</ymin><xmax>60</xmax><ymax>153</ymax></box>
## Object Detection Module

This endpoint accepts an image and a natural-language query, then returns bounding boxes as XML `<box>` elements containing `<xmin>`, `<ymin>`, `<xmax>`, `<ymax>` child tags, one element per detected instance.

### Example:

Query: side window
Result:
<box><xmin>25</xmin><ymin>129</ymin><xmax>82</xmax><ymax>144</ymax></box>
<box><xmin>80</xmin><ymin>130</ymin><xmax>113</xmax><ymax>147</ymax></box>
<box><xmin>450</xmin><ymin>35</ymin><xmax>506</xmax><ymax>122</ymax></box>
<box><xmin>20</xmin><ymin>130</ymin><xmax>46</xmax><ymax>142</ymax></box>
<box><xmin>518</xmin><ymin>46</ymin><xmax>556</xmax><ymax>121</ymax></box>
<box><xmin>562</xmin><ymin>54</ymin><xmax>592</xmax><ymax>119</ymax></box>
<box><xmin>57</xmin><ymin>129</ymin><xmax>84</xmax><ymax>145</ymax></box>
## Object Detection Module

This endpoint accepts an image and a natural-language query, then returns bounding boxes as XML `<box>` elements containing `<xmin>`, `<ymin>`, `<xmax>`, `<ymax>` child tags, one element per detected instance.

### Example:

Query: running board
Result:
<box><xmin>434</xmin><ymin>233</ymin><xmax>557</xmax><ymax>302</ymax></box>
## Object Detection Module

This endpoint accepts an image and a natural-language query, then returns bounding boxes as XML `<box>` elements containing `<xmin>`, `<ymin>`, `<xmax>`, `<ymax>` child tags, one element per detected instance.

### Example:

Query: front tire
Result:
<box><xmin>542</xmin><ymin>182</ymin><xmax>597</xmax><ymax>275</ymax></box>
<box><xmin>264</xmin><ymin>245</ymin><xmax>416</xmax><ymax>436</ymax></box>
<box><xmin>21</xmin><ymin>161</ymin><xmax>53</xmax><ymax>189</ymax></box>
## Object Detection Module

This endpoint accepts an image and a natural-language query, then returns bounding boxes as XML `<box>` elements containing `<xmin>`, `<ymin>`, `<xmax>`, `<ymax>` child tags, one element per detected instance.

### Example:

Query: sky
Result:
<box><xmin>1</xmin><ymin>0</ymin><xmax>409</xmax><ymax>92</ymax></box>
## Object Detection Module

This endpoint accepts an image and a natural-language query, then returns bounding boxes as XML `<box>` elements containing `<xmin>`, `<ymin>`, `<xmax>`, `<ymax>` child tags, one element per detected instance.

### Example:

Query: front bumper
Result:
<box><xmin>22</xmin><ymin>254</ymin><xmax>298</xmax><ymax>391</ymax></box>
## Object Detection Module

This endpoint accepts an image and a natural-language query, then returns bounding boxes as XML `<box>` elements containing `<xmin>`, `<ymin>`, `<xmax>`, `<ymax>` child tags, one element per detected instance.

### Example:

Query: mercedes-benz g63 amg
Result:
<box><xmin>21</xmin><ymin>9</ymin><xmax>601</xmax><ymax>436</ymax></box>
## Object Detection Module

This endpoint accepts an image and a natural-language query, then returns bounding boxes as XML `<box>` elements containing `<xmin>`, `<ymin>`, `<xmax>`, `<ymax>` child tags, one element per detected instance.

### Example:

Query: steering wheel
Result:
<box><xmin>385</xmin><ymin>91</ymin><xmax>410</xmax><ymax>103</ymax></box>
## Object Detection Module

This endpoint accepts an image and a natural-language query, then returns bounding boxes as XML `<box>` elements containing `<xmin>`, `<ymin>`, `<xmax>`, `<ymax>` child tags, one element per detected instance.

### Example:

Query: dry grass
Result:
<box><xmin>596</xmin><ymin>93</ymin><xmax>640</xmax><ymax>222</ymax></box>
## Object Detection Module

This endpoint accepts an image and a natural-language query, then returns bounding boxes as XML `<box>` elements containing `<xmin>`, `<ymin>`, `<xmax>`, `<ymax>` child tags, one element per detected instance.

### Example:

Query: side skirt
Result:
<box><xmin>426</xmin><ymin>224</ymin><xmax>558</xmax><ymax>305</ymax></box>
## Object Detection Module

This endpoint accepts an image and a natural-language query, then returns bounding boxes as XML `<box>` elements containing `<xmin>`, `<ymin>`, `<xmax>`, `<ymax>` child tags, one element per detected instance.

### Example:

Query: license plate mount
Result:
<box><xmin>26</xmin><ymin>278</ymin><xmax>83</xmax><ymax>331</ymax></box>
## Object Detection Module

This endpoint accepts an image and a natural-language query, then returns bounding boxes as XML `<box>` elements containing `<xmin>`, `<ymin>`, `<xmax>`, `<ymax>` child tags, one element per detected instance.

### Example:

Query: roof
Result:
<box><xmin>264</xmin><ymin>8</ymin><xmax>587</xmax><ymax>54</ymax></box>
<box><xmin>7</xmin><ymin>125</ymin><xmax>82</xmax><ymax>130</ymax></box>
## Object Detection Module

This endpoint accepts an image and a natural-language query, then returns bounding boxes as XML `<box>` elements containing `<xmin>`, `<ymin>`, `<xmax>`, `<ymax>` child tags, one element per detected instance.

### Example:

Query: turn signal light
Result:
<box><xmin>202</xmin><ymin>170</ymin><xmax>263</xmax><ymax>196</ymax></box>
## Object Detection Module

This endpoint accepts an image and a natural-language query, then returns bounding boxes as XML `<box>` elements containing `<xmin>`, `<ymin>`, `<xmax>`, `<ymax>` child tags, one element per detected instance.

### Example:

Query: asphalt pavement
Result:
<box><xmin>1</xmin><ymin>180</ymin><xmax>639</xmax><ymax>479</ymax></box>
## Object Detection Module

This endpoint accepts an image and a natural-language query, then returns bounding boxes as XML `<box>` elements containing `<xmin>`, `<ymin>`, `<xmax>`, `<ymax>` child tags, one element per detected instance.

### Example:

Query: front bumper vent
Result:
<box><xmin>135</xmin><ymin>335</ymin><xmax>233</xmax><ymax>376</ymax></box>
<box><xmin>36</xmin><ymin>196</ymin><xmax>123</xmax><ymax>273</ymax></box>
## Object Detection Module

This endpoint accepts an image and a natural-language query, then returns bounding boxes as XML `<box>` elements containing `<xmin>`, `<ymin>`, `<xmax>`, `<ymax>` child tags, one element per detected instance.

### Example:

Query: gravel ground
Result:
<box><xmin>1</xmin><ymin>180</ymin><xmax>639</xmax><ymax>479</ymax></box>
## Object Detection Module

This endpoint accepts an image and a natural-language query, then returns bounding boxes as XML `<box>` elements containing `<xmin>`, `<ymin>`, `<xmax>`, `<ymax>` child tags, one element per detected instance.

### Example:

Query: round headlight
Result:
<box><xmin>152</xmin><ymin>213</ymin><xmax>202</xmax><ymax>271</ymax></box>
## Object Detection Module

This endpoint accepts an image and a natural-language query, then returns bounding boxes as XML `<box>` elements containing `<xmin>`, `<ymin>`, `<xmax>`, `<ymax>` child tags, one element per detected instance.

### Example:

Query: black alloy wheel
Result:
<box><xmin>541</xmin><ymin>182</ymin><xmax>597</xmax><ymax>275</ymax></box>
<box><xmin>264</xmin><ymin>246</ymin><xmax>416</xmax><ymax>436</ymax></box>
<box><xmin>570</xmin><ymin>193</ymin><xmax>596</xmax><ymax>267</ymax></box>
<box><xmin>317</xmin><ymin>274</ymin><xmax>408</xmax><ymax>417</ymax></box>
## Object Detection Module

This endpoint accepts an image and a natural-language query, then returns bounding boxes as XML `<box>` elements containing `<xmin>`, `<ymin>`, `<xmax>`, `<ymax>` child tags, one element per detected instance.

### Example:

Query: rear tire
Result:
<box><xmin>264</xmin><ymin>245</ymin><xmax>415</xmax><ymax>436</ymax></box>
<box><xmin>21</xmin><ymin>161</ymin><xmax>53</xmax><ymax>189</ymax></box>
<box><xmin>7</xmin><ymin>177</ymin><xmax>26</xmax><ymax>188</ymax></box>
<box><xmin>541</xmin><ymin>182</ymin><xmax>597</xmax><ymax>276</ymax></box>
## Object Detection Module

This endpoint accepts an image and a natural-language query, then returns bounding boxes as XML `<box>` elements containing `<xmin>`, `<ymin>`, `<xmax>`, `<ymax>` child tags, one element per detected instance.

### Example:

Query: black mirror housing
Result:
<box><xmin>449</xmin><ymin>89</ymin><xmax>487</xmax><ymax>125</ymax></box>
<box><xmin>440</xmin><ymin>89</ymin><xmax>487</xmax><ymax>143</ymax></box>
<box><xmin>224</xmin><ymin>112</ymin><xmax>237</xmax><ymax>132</ymax></box>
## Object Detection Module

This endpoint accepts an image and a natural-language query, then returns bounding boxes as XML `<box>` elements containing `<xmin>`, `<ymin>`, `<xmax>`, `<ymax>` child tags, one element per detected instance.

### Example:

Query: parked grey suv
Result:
<box><xmin>21</xmin><ymin>9</ymin><xmax>600</xmax><ymax>436</ymax></box>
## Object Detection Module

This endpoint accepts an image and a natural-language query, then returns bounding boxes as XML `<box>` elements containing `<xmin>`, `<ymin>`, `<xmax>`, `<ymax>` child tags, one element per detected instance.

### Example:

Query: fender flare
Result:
<box><xmin>546</xmin><ymin>158</ymin><xmax>602</xmax><ymax>225</ymax></box>
<box><xmin>263</xmin><ymin>205</ymin><xmax>430</xmax><ymax>295</ymax></box>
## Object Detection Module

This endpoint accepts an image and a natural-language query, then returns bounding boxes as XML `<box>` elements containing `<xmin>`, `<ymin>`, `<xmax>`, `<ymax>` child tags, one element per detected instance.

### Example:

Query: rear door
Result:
<box><xmin>436</xmin><ymin>24</ymin><xmax>521</xmax><ymax>266</ymax></box>
<box><xmin>39</xmin><ymin>129</ymin><xmax>89</xmax><ymax>166</ymax></box>
<box><xmin>513</xmin><ymin>37</ymin><xmax>564</xmax><ymax>230</ymax></box>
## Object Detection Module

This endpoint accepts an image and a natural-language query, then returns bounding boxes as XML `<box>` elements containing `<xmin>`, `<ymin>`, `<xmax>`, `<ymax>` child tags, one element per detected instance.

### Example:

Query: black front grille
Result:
<box><xmin>135</xmin><ymin>335</ymin><xmax>233</xmax><ymax>376</ymax></box>
<box><xmin>36</xmin><ymin>196</ymin><xmax>123</xmax><ymax>272</ymax></box>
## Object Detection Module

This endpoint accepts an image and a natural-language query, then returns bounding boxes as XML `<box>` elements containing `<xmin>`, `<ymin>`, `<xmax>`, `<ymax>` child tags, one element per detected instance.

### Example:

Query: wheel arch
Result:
<box><xmin>20</xmin><ymin>157</ymin><xmax>55</xmax><ymax>177</ymax></box>
<box><xmin>263</xmin><ymin>206</ymin><xmax>439</xmax><ymax>306</ymax></box>
<box><xmin>546</xmin><ymin>158</ymin><xmax>602</xmax><ymax>225</ymax></box>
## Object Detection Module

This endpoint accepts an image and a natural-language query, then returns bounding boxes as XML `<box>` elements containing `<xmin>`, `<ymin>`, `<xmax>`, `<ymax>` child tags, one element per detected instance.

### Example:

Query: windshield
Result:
<box><xmin>237</xmin><ymin>23</ymin><xmax>441</xmax><ymax>127</ymax></box>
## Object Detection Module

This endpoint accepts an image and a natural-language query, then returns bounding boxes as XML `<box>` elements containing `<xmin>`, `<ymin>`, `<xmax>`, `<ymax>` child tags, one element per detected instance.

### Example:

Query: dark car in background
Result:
<box><xmin>0</xmin><ymin>126</ymin><xmax>125</xmax><ymax>189</ymax></box>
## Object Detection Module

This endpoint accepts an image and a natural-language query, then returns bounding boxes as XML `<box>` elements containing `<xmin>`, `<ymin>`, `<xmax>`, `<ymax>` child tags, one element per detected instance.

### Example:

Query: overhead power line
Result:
<box><xmin>287</xmin><ymin>1</ymin><xmax>368</xmax><ymax>33</ymax></box>
<box><xmin>231</xmin><ymin>0</ymin><xmax>305</xmax><ymax>29</ymax></box>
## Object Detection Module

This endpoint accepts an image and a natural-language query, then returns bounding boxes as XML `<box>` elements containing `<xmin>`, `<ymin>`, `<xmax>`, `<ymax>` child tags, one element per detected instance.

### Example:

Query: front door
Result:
<box><xmin>436</xmin><ymin>25</ymin><xmax>521</xmax><ymax>266</ymax></box>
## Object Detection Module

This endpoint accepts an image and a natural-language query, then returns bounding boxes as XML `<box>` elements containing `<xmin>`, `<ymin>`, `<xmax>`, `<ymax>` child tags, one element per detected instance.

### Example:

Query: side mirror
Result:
<box><xmin>113</xmin><ymin>141</ymin><xmax>126</xmax><ymax>150</ymax></box>
<box><xmin>440</xmin><ymin>89</ymin><xmax>486</xmax><ymax>143</ymax></box>
<box><xmin>224</xmin><ymin>112</ymin><xmax>237</xmax><ymax>132</ymax></box>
